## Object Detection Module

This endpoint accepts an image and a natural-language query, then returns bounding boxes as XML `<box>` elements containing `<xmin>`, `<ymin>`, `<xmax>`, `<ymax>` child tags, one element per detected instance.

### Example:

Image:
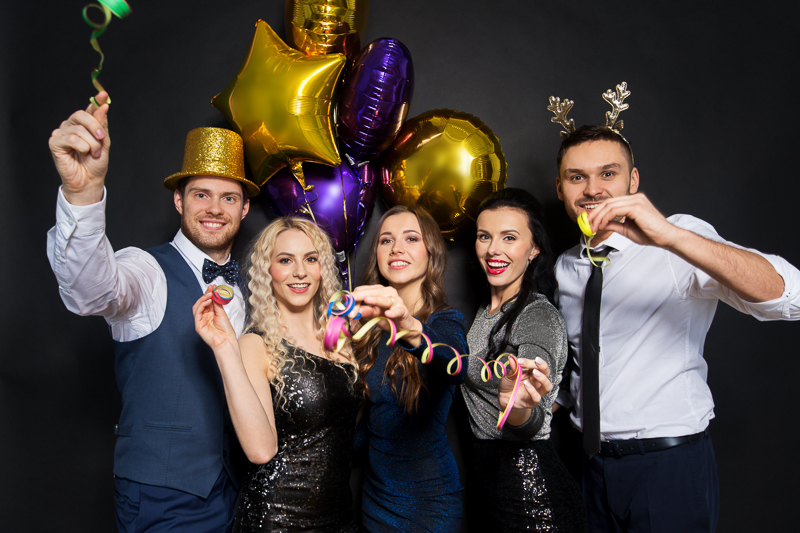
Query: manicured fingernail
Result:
<box><xmin>517</xmin><ymin>358</ymin><xmax>527</xmax><ymax>365</ymax></box>
<box><xmin>533</xmin><ymin>369</ymin><xmax>544</xmax><ymax>378</ymax></box>
<box><xmin>96</xmin><ymin>129</ymin><xmax>105</xmax><ymax>138</ymax></box>
<box><xmin>92</xmin><ymin>150</ymin><xmax>102</xmax><ymax>158</ymax></box>
<box><xmin>534</xmin><ymin>357</ymin><xmax>545</xmax><ymax>365</ymax></box>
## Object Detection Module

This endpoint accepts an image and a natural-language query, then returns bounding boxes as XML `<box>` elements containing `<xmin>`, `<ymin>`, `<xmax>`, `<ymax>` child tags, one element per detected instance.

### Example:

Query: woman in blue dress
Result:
<box><xmin>351</xmin><ymin>205</ymin><xmax>469</xmax><ymax>532</ymax></box>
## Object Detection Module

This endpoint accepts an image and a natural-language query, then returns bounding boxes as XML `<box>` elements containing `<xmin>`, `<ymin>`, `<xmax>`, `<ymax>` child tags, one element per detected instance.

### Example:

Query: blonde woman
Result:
<box><xmin>193</xmin><ymin>217</ymin><xmax>362</xmax><ymax>532</ymax></box>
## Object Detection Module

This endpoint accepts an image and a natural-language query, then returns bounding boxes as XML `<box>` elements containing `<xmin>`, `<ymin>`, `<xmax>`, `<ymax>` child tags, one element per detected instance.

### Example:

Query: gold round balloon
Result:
<box><xmin>212</xmin><ymin>20</ymin><xmax>346</xmax><ymax>187</ymax></box>
<box><xmin>285</xmin><ymin>0</ymin><xmax>369</xmax><ymax>60</ymax></box>
<box><xmin>377</xmin><ymin>109</ymin><xmax>507</xmax><ymax>240</ymax></box>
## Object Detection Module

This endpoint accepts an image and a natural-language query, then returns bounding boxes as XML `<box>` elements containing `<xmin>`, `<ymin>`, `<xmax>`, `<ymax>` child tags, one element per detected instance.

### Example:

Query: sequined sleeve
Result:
<box><xmin>504</xmin><ymin>302</ymin><xmax>568</xmax><ymax>439</ymax></box>
<box><xmin>463</xmin><ymin>296</ymin><xmax>568</xmax><ymax>441</ymax></box>
<box><xmin>402</xmin><ymin>308</ymin><xmax>470</xmax><ymax>385</ymax></box>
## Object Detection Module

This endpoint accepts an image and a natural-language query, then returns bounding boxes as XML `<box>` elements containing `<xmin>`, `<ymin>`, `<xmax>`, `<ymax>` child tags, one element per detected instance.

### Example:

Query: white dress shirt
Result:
<box><xmin>47</xmin><ymin>187</ymin><xmax>247</xmax><ymax>342</ymax></box>
<box><xmin>555</xmin><ymin>214</ymin><xmax>800</xmax><ymax>440</ymax></box>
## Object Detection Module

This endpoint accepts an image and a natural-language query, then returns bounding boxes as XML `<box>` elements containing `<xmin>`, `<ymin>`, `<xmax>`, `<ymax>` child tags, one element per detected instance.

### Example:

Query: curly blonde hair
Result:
<box><xmin>243</xmin><ymin>217</ymin><xmax>356</xmax><ymax>410</ymax></box>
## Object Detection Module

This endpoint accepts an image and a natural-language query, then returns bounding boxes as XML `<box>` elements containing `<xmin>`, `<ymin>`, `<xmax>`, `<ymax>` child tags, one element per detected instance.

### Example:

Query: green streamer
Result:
<box><xmin>82</xmin><ymin>0</ymin><xmax>132</xmax><ymax>107</ymax></box>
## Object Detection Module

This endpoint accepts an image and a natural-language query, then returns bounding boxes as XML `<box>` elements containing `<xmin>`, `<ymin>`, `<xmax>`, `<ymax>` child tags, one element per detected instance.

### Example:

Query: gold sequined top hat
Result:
<box><xmin>164</xmin><ymin>127</ymin><xmax>260</xmax><ymax>197</ymax></box>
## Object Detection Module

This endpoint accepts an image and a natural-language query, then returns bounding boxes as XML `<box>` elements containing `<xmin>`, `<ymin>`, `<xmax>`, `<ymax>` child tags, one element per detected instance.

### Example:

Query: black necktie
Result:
<box><xmin>202</xmin><ymin>258</ymin><xmax>239</xmax><ymax>285</ymax></box>
<box><xmin>582</xmin><ymin>247</ymin><xmax>612</xmax><ymax>458</ymax></box>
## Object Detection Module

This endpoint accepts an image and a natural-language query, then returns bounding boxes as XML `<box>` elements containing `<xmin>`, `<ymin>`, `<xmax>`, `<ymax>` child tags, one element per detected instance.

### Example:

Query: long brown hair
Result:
<box><xmin>357</xmin><ymin>205</ymin><xmax>449</xmax><ymax>414</ymax></box>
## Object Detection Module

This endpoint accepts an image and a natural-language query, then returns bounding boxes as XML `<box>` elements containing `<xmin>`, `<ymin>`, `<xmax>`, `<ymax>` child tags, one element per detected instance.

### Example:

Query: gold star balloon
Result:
<box><xmin>212</xmin><ymin>20</ymin><xmax>346</xmax><ymax>186</ymax></box>
<box><xmin>376</xmin><ymin>109</ymin><xmax>507</xmax><ymax>240</ymax></box>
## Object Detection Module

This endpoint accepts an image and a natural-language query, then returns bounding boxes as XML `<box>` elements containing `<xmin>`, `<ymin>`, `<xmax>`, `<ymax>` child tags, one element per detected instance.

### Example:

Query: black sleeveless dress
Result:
<box><xmin>233</xmin><ymin>342</ymin><xmax>363</xmax><ymax>532</ymax></box>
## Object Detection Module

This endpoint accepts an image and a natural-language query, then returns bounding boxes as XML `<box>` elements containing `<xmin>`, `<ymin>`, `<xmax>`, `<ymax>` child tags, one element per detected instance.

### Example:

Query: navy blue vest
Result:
<box><xmin>112</xmin><ymin>244</ymin><xmax>239</xmax><ymax>498</ymax></box>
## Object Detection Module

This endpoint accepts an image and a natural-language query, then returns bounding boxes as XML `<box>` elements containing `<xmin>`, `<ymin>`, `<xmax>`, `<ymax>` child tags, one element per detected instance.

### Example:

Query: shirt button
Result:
<box><xmin>67</xmin><ymin>218</ymin><xmax>75</xmax><ymax>226</ymax></box>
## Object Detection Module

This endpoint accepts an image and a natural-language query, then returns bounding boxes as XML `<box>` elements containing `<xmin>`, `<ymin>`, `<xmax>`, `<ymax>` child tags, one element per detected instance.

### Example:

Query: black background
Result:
<box><xmin>1</xmin><ymin>1</ymin><xmax>799</xmax><ymax>531</ymax></box>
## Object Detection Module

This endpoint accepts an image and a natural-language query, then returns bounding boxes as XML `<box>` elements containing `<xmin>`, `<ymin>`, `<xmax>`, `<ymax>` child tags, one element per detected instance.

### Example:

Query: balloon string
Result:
<box><xmin>338</xmin><ymin>167</ymin><xmax>352</xmax><ymax>291</ymax></box>
<box><xmin>324</xmin><ymin>291</ymin><xmax>524</xmax><ymax>429</ymax></box>
<box><xmin>346</xmin><ymin>254</ymin><xmax>353</xmax><ymax>292</ymax></box>
<box><xmin>290</xmin><ymin>163</ymin><xmax>318</xmax><ymax>224</ymax></box>
<box><xmin>82</xmin><ymin>0</ymin><xmax>132</xmax><ymax>107</ymax></box>
<box><xmin>298</xmin><ymin>183</ymin><xmax>318</xmax><ymax>224</ymax></box>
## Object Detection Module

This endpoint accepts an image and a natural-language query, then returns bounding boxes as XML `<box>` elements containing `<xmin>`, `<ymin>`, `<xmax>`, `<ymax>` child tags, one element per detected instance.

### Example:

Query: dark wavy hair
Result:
<box><xmin>357</xmin><ymin>204</ymin><xmax>449</xmax><ymax>414</ymax></box>
<box><xmin>476</xmin><ymin>188</ymin><xmax>558</xmax><ymax>360</ymax></box>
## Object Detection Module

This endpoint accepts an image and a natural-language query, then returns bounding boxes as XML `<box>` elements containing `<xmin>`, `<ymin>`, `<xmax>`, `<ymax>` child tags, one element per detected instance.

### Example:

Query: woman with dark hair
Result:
<box><xmin>461</xmin><ymin>188</ymin><xmax>585</xmax><ymax>531</ymax></box>
<box><xmin>351</xmin><ymin>204</ymin><xmax>469</xmax><ymax>532</ymax></box>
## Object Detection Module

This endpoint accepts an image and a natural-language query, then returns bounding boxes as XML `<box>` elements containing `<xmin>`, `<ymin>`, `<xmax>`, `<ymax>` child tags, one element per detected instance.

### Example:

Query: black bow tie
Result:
<box><xmin>202</xmin><ymin>258</ymin><xmax>239</xmax><ymax>285</ymax></box>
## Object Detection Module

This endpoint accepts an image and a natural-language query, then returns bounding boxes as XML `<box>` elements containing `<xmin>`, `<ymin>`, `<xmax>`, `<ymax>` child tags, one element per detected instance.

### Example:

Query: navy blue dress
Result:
<box><xmin>359</xmin><ymin>308</ymin><xmax>469</xmax><ymax>532</ymax></box>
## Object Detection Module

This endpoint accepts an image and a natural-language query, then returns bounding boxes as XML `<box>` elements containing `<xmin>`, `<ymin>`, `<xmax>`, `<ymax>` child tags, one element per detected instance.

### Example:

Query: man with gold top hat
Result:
<box><xmin>46</xmin><ymin>92</ymin><xmax>259</xmax><ymax>532</ymax></box>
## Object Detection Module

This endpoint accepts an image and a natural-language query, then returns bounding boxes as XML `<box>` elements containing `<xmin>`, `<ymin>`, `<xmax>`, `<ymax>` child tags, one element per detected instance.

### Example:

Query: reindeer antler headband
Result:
<box><xmin>548</xmin><ymin>81</ymin><xmax>633</xmax><ymax>164</ymax></box>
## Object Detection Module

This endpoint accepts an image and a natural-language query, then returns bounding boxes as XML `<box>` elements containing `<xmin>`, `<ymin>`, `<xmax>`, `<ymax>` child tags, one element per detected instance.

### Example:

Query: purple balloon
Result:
<box><xmin>338</xmin><ymin>38</ymin><xmax>414</xmax><ymax>165</ymax></box>
<box><xmin>265</xmin><ymin>160</ymin><xmax>376</xmax><ymax>279</ymax></box>
<box><xmin>358</xmin><ymin>161</ymin><xmax>379</xmax><ymax>236</ymax></box>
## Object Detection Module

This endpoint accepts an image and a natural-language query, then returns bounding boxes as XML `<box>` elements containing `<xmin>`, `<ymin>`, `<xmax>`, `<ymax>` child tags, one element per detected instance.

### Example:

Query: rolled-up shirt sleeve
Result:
<box><xmin>46</xmin><ymin>187</ymin><xmax>166</xmax><ymax>341</ymax></box>
<box><xmin>671</xmin><ymin>215</ymin><xmax>800</xmax><ymax>321</ymax></box>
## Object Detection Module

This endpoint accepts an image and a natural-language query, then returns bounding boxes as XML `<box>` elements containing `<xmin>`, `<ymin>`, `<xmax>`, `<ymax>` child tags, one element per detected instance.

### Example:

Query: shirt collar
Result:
<box><xmin>171</xmin><ymin>230</ymin><xmax>231</xmax><ymax>275</ymax></box>
<box><xmin>579</xmin><ymin>231</ymin><xmax>634</xmax><ymax>259</ymax></box>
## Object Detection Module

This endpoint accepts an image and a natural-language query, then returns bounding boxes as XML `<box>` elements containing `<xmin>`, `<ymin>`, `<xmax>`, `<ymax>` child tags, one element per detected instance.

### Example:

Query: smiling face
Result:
<box><xmin>174</xmin><ymin>176</ymin><xmax>249</xmax><ymax>263</ymax></box>
<box><xmin>269</xmin><ymin>229</ymin><xmax>321</xmax><ymax>314</ymax></box>
<box><xmin>475</xmin><ymin>207</ymin><xmax>538</xmax><ymax>298</ymax></box>
<box><xmin>557</xmin><ymin>139</ymin><xmax>639</xmax><ymax>238</ymax></box>
<box><xmin>376</xmin><ymin>211</ymin><xmax>429</xmax><ymax>292</ymax></box>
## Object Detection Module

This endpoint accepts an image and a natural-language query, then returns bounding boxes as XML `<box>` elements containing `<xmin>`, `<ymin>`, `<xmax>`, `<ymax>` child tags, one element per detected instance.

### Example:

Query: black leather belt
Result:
<box><xmin>599</xmin><ymin>428</ymin><xmax>709</xmax><ymax>458</ymax></box>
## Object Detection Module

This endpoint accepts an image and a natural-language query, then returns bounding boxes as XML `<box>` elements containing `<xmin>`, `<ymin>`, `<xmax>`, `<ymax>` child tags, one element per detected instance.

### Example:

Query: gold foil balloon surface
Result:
<box><xmin>285</xmin><ymin>0</ymin><xmax>369</xmax><ymax>60</ymax></box>
<box><xmin>212</xmin><ymin>20</ymin><xmax>346</xmax><ymax>186</ymax></box>
<box><xmin>377</xmin><ymin>109</ymin><xmax>507</xmax><ymax>240</ymax></box>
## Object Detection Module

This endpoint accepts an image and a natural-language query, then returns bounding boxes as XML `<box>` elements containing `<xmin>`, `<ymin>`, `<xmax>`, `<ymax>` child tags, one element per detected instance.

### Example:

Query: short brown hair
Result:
<box><xmin>176</xmin><ymin>176</ymin><xmax>248</xmax><ymax>201</ymax></box>
<box><xmin>557</xmin><ymin>125</ymin><xmax>634</xmax><ymax>171</ymax></box>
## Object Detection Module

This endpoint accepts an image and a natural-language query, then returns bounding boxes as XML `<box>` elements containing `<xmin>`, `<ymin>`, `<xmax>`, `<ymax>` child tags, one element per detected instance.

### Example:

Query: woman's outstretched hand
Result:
<box><xmin>349</xmin><ymin>285</ymin><xmax>423</xmax><ymax>346</ymax></box>
<box><xmin>498</xmin><ymin>356</ymin><xmax>552</xmax><ymax>411</ymax></box>
<box><xmin>193</xmin><ymin>286</ymin><xmax>238</xmax><ymax>352</ymax></box>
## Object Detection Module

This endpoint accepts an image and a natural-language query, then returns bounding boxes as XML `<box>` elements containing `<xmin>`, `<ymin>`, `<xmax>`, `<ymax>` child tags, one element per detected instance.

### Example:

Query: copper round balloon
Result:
<box><xmin>377</xmin><ymin>109</ymin><xmax>507</xmax><ymax>240</ymax></box>
<box><xmin>285</xmin><ymin>0</ymin><xmax>369</xmax><ymax>60</ymax></box>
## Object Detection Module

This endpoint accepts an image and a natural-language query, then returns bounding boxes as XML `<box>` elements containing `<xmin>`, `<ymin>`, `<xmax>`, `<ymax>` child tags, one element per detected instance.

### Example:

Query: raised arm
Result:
<box><xmin>193</xmin><ymin>289</ymin><xmax>278</xmax><ymax>464</ymax></box>
<box><xmin>588</xmin><ymin>192</ymin><xmax>785</xmax><ymax>303</ymax></box>
<box><xmin>46</xmin><ymin>93</ymin><xmax>166</xmax><ymax>336</ymax></box>
<box><xmin>48</xmin><ymin>92</ymin><xmax>110</xmax><ymax>205</ymax></box>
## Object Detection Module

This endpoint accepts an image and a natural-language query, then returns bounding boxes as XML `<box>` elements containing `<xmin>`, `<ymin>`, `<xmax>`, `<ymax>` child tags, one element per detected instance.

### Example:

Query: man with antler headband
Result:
<box><xmin>549</xmin><ymin>83</ymin><xmax>800</xmax><ymax>532</ymax></box>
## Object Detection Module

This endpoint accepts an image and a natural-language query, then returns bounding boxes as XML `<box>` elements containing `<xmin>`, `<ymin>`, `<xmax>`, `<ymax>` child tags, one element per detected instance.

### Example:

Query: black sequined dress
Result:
<box><xmin>462</xmin><ymin>297</ymin><xmax>586</xmax><ymax>532</ymax></box>
<box><xmin>233</xmin><ymin>342</ymin><xmax>362</xmax><ymax>532</ymax></box>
